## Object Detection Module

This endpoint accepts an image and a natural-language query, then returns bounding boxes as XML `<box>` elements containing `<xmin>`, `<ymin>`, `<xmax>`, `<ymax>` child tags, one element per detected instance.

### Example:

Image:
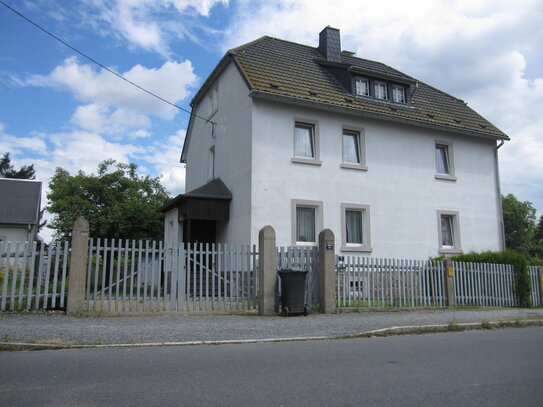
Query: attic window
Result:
<box><xmin>374</xmin><ymin>82</ymin><xmax>388</xmax><ymax>100</ymax></box>
<box><xmin>355</xmin><ymin>77</ymin><xmax>370</xmax><ymax>96</ymax></box>
<box><xmin>392</xmin><ymin>85</ymin><xmax>406</xmax><ymax>103</ymax></box>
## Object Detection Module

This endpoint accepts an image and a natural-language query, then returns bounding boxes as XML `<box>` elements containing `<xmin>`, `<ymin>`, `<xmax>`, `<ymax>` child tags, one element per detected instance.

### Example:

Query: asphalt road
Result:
<box><xmin>1</xmin><ymin>327</ymin><xmax>542</xmax><ymax>407</ymax></box>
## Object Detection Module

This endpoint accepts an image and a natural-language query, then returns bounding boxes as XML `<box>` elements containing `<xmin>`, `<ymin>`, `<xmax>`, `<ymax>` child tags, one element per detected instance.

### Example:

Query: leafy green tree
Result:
<box><xmin>46</xmin><ymin>160</ymin><xmax>170</xmax><ymax>240</ymax></box>
<box><xmin>501</xmin><ymin>194</ymin><xmax>536</xmax><ymax>254</ymax></box>
<box><xmin>0</xmin><ymin>152</ymin><xmax>36</xmax><ymax>179</ymax></box>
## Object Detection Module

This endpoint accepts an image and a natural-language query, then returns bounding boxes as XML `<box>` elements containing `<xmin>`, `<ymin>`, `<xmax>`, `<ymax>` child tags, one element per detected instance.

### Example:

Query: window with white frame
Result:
<box><xmin>392</xmin><ymin>85</ymin><xmax>406</xmax><ymax>103</ymax></box>
<box><xmin>374</xmin><ymin>81</ymin><xmax>388</xmax><ymax>100</ymax></box>
<box><xmin>292</xmin><ymin>121</ymin><xmax>320</xmax><ymax>165</ymax></box>
<box><xmin>342</xmin><ymin>131</ymin><xmax>360</xmax><ymax>164</ymax></box>
<box><xmin>341</xmin><ymin>203</ymin><xmax>371</xmax><ymax>252</ymax></box>
<box><xmin>437</xmin><ymin>210</ymin><xmax>462</xmax><ymax>254</ymax></box>
<box><xmin>341</xmin><ymin>128</ymin><xmax>367</xmax><ymax>170</ymax></box>
<box><xmin>355</xmin><ymin>77</ymin><xmax>370</xmax><ymax>96</ymax></box>
<box><xmin>435</xmin><ymin>142</ymin><xmax>456</xmax><ymax>180</ymax></box>
<box><xmin>292</xmin><ymin>200</ymin><xmax>322</xmax><ymax>245</ymax></box>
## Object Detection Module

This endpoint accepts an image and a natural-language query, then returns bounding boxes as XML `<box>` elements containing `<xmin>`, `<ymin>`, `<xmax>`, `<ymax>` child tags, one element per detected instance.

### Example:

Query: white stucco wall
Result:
<box><xmin>250</xmin><ymin>98</ymin><xmax>502</xmax><ymax>259</ymax></box>
<box><xmin>185</xmin><ymin>62</ymin><xmax>253</xmax><ymax>244</ymax></box>
<box><xmin>0</xmin><ymin>226</ymin><xmax>31</xmax><ymax>244</ymax></box>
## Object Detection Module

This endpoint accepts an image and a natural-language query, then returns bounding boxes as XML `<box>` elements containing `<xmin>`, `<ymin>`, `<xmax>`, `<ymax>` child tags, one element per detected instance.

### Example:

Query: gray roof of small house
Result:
<box><xmin>159</xmin><ymin>178</ymin><xmax>232</xmax><ymax>213</ymax></box>
<box><xmin>0</xmin><ymin>178</ymin><xmax>42</xmax><ymax>225</ymax></box>
<box><xmin>190</xmin><ymin>35</ymin><xmax>508</xmax><ymax>141</ymax></box>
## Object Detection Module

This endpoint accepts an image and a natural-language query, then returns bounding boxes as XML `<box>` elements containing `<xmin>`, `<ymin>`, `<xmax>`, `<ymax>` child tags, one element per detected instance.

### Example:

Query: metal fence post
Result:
<box><xmin>258</xmin><ymin>225</ymin><xmax>277</xmax><ymax>316</ymax></box>
<box><xmin>318</xmin><ymin>229</ymin><xmax>336</xmax><ymax>314</ymax></box>
<box><xmin>67</xmin><ymin>217</ymin><xmax>90</xmax><ymax>315</ymax></box>
<box><xmin>442</xmin><ymin>258</ymin><xmax>456</xmax><ymax>306</ymax></box>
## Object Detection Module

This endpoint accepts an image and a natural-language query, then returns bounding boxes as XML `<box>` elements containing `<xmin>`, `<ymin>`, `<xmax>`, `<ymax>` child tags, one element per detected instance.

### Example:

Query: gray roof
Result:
<box><xmin>159</xmin><ymin>178</ymin><xmax>232</xmax><ymax>213</ymax></box>
<box><xmin>0</xmin><ymin>178</ymin><xmax>42</xmax><ymax>225</ymax></box>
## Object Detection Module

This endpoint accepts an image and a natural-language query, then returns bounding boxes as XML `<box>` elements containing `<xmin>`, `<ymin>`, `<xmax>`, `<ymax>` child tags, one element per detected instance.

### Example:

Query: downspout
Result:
<box><xmin>494</xmin><ymin>140</ymin><xmax>506</xmax><ymax>250</ymax></box>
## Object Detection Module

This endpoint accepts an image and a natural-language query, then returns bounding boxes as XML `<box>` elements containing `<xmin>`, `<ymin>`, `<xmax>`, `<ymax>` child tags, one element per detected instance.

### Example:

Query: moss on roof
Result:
<box><xmin>227</xmin><ymin>36</ymin><xmax>507</xmax><ymax>140</ymax></box>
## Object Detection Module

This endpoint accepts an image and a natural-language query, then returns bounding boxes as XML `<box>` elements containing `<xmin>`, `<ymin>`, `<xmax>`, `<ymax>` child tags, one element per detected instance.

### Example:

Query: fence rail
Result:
<box><xmin>336</xmin><ymin>257</ymin><xmax>445</xmax><ymax>308</ymax></box>
<box><xmin>85</xmin><ymin>239</ymin><xmax>258</xmax><ymax>313</ymax></box>
<box><xmin>0</xmin><ymin>241</ymin><xmax>69</xmax><ymax>311</ymax></box>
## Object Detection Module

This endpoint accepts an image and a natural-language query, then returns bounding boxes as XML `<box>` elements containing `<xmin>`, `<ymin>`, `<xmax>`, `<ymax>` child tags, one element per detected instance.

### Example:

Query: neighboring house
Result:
<box><xmin>0</xmin><ymin>178</ymin><xmax>42</xmax><ymax>244</ymax></box>
<box><xmin>162</xmin><ymin>27</ymin><xmax>509</xmax><ymax>259</ymax></box>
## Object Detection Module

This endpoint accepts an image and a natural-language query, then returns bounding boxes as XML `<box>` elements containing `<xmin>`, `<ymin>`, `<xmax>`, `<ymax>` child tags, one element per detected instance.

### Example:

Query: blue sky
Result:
<box><xmin>1</xmin><ymin>0</ymin><xmax>542</xmax><ymax>242</ymax></box>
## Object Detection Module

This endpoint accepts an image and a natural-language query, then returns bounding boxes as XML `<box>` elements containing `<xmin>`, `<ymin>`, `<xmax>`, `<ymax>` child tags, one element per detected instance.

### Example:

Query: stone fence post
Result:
<box><xmin>258</xmin><ymin>225</ymin><xmax>277</xmax><ymax>316</ymax></box>
<box><xmin>318</xmin><ymin>229</ymin><xmax>336</xmax><ymax>314</ymax></box>
<box><xmin>67</xmin><ymin>217</ymin><xmax>89</xmax><ymax>315</ymax></box>
<box><xmin>538</xmin><ymin>267</ymin><xmax>543</xmax><ymax>307</ymax></box>
<box><xmin>442</xmin><ymin>258</ymin><xmax>456</xmax><ymax>307</ymax></box>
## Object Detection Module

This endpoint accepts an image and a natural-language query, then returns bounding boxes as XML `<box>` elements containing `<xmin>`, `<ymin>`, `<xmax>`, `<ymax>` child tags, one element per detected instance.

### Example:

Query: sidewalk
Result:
<box><xmin>1</xmin><ymin>308</ymin><xmax>543</xmax><ymax>346</ymax></box>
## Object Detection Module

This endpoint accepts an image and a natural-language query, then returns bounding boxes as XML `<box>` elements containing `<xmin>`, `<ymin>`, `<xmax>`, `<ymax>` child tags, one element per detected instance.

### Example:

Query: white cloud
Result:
<box><xmin>20</xmin><ymin>57</ymin><xmax>198</xmax><ymax>119</ymax></box>
<box><xmin>70</xmin><ymin>103</ymin><xmax>151</xmax><ymax>134</ymax></box>
<box><xmin>141</xmin><ymin>130</ymin><xmax>186</xmax><ymax>195</ymax></box>
<box><xmin>222</xmin><ymin>0</ymin><xmax>543</xmax><ymax>213</ymax></box>
<box><xmin>0</xmin><ymin>123</ymin><xmax>47</xmax><ymax>154</ymax></box>
<box><xmin>83</xmin><ymin>0</ymin><xmax>229</xmax><ymax>55</ymax></box>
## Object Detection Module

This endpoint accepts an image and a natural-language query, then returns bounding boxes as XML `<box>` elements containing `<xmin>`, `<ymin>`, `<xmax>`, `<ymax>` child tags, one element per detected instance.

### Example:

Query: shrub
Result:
<box><xmin>451</xmin><ymin>250</ymin><xmax>532</xmax><ymax>308</ymax></box>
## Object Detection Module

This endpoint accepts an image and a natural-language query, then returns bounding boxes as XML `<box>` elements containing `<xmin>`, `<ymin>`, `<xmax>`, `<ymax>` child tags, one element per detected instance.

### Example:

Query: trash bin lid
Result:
<box><xmin>278</xmin><ymin>267</ymin><xmax>308</xmax><ymax>275</ymax></box>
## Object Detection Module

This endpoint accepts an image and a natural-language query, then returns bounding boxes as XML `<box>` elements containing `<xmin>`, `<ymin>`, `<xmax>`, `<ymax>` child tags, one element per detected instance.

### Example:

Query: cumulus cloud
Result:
<box><xmin>70</xmin><ymin>103</ymin><xmax>151</xmax><ymax>134</ymax></box>
<box><xmin>0</xmin><ymin>123</ymin><xmax>47</xmax><ymax>154</ymax></box>
<box><xmin>141</xmin><ymin>130</ymin><xmax>186</xmax><ymax>195</ymax></box>
<box><xmin>82</xmin><ymin>0</ymin><xmax>229</xmax><ymax>55</ymax></box>
<box><xmin>222</xmin><ymin>0</ymin><xmax>543</xmax><ymax>213</ymax></box>
<box><xmin>19</xmin><ymin>57</ymin><xmax>198</xmax><ymax>119</ymax></box>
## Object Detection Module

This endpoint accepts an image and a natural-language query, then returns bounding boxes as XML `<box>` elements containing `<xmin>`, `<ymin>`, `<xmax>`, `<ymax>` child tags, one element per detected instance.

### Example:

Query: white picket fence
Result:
<box><xmin>530</xmin><ymin>266</ymin><xmax>542</xmax><ymax>307</ymax></box>
<box><xmin>336</xmin><ymin>257</ymin><xmax>540</xmax><ymax>309</ymax></box>
<box><xmin>336</xmin><ymin>257</ymin><xmax>445</xmax><ymax>307</ymax></box>
<box><xmin>85</xmin><ymin>239</ymin><xmax>258</xmax><ymax>313</ymax></box>
<box><xmin>0</xmin><ymin>241</ymin><xmax>69</xmax><ymax>311</ymax></box>
<box><xmin>453</xmin><ymin>262</ymin><xmax>516</xmax><ymax>307</ymax></box>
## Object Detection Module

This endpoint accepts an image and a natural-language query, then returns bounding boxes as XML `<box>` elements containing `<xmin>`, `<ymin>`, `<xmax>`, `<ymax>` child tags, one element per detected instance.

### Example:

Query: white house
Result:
<box><xmin>0</xmin><ymin>178</ymin><xmax>42</xmax><ymax>244</ymax></box>
<box><xmin>162</xmin><ymin>27</ymin><xmax>508</xmax><ymax>259</ymax></box>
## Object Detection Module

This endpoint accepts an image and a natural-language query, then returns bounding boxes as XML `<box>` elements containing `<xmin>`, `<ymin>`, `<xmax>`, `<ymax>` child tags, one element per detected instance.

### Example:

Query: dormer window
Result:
<box><xmin>374</xmin><ymin>81</ymin><xmax>388</xmax><ymax>100</ymax></box>
<box><xmin>392</xmin><ymin>85</ymin><xmax>406</xmax><ymax>103</ymax></box>
<box><xmin>355</xmin><ymin>77</ymin><xmax>370</xmax><ymax>96</ymax></box>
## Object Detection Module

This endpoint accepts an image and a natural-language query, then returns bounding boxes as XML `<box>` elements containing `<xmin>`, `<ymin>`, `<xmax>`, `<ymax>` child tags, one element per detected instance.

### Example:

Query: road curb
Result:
<box><xmin>2</xmin><ymin>319</ymin><xmax>542</xmax><ymax>350</ymax></box>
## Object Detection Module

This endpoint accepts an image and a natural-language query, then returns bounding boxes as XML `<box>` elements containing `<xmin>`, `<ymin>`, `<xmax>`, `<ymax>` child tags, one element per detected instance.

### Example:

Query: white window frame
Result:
<box><xmin>291</xmin><ymin>199</ymin><xmax>323</xmax><ymax>246</ymax></box>
<box><xmin>435</xmin><ymin>141</ymin><xmax>456</xmax><ymax>181</ymax></box>
<box><xmin>341</xmin><ymin>127</ymin><xmax>367</xmax><ymax>171</ymax></box>
<box><xmin>437</xmin><ymin>210</ymin><xmax>462</xmax><ymax>254</ymax></box>
<box><xmin>355</xmin><ymin>77</ymin><xmax>370</xmax><ymax>97</ymax></box>
<box><xmin>292</xmin><ymin>119</ymin><xmax>321</xmax><ymax>165</ymax></box>
<box><xmin>392</xmin><ymin>85</ymin><xmax>406</xmax><ymax>103</ymax></box>
<box><xmin>374</xmin><ymin>81</ymin><xmax>388</xmax><ymax>100</ymax></box>
<box><xmin>341</xmin><ymin>203</ymin><xmax>372</xmax><ymax>252</ymax></box>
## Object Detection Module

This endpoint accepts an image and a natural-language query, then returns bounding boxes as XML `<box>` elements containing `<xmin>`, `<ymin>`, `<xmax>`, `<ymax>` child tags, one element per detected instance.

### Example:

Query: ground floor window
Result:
<box><xmin>341</xmin><ymin>203</ymin><xmax>372</xmax><ymax>252</ymax></box>
<box><xmin>437</xmin><ymin>210</ymin><xmax>462</xmax><ymax>254</ymax></box>
<box><xmin>291</xmin><ymin>199</ymin><xmax>323</xmax><ymax>246</ymax></box>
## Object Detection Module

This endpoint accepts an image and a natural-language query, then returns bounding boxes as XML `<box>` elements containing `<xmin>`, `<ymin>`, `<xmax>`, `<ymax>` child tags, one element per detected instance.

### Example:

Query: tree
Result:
<box><xmin>501</xmin><ymin>194</ymin><xmax>536</xmax><ymax>254</ymax></box>
<box><xmin>46</xmin><ymin>160</ymin><xmax>170</xmax><ymax>240</ymax></box>
<box><xmin>0</xmin><ymin>152</ymin><xmax>36</xmax><ymax>179</ymax></box>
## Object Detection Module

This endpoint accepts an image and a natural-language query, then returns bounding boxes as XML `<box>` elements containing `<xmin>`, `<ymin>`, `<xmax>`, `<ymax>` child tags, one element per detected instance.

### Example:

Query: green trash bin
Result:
<box><xmin>278</xmin><ymin>268</ymin><xmax>309</xmax><ymax>317</ymax></box>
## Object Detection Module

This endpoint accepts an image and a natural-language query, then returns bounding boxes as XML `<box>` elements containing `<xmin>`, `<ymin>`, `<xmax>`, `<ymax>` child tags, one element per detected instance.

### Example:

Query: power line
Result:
<box><xmin>0</xmin><ymin>0</ymin><xmax>214</xmax><ymax>125</ymax></box>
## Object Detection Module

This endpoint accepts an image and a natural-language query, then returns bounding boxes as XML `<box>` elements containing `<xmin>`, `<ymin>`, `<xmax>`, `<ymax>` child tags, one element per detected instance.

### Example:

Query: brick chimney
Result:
<box><xmin>318</xmin><ymin>26</ymin><xmax>341</xmax><ymax>62</ymax></box>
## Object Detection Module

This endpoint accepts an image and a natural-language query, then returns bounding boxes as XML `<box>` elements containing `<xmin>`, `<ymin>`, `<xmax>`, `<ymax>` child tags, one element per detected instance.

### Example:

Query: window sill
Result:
<box><xmin>340</xmin><ymin>163</ymin><xmax>368</xmax><ymax>171</ymax></box>
<box><xmin>341</xmin><ymin>245</ymin><xmax>373</xmax><ymax>253</ymax></box>
<box><xmin>438</xmin><ymin>247</ymin><xmax>463</xmax><ymax>255</ymax></box>
<box><xmin>291</xmin><ymin>157</ymin><xmax>322</xmax><ymax>166</ymax></box>
<box><xmin>435</xmin><ymin>173</ymin><xmax>457</xmax><ymax>181</ymax></box>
